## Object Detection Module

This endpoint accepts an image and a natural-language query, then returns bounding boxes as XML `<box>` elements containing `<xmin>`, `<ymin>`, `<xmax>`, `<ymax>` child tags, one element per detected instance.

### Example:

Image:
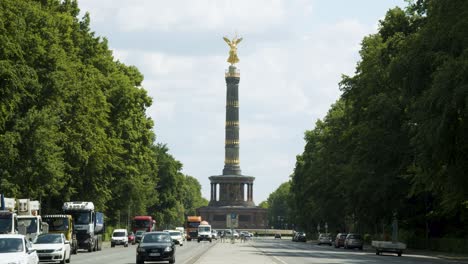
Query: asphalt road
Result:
<box><xmin>70</xmin><ymin>240</ymin><xmax>214</xmax><ymax>264</ymax></box>
<box><xmin>69</xmin><ymin>237</ymin><xmax>467</xmax><ymax>264</ymax></box>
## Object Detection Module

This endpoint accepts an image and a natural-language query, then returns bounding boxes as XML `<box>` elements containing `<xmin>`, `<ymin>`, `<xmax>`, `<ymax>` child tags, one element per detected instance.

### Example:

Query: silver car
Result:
<box><xmin>317</xmin><ymin>233</ymin><xmax>332</xmax><ymax>246</ymax></box>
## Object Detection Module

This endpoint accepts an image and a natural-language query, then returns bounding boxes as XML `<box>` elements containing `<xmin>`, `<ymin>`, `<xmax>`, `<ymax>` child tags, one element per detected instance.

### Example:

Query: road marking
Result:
<box><xmin>182</xmin><ymin>242</ymin><xmax>216</xmax><ymax>264</ymax></box>
<box><xmin>272</xmin><ymin>255</ymin><xmax>288</xmax><ymax>264</ymax></box>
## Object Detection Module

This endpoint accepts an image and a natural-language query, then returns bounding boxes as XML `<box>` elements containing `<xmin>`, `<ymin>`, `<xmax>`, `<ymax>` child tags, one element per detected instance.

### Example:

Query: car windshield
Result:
<box><xmin>169</xmin><ymin>232</ymin><xmax>180</xmax><ymax>236</ymax></box>
<box><xmin>0</xmin><ymin>216</ymin><xmax>12</xmax><ymax>234</ymax></box>
<box><xmin>67</xmin><ymin>212</ymin><xmax>90</xmax><ymax>225</ymax></box>
<box><xmin>113</xmin><ymin>232</ymin><xmax>126</xmax><ymax>237</ymax></box>
<box><xmin>136</xmin><ymin>231</ymin><xmax>145</xmax><ymax>236</ymax></box>
<box><xmin>35</xmin><ymin>234</ymin><xmax>63</xmax><ymax>244</ymax></box>
<box><xmin>198</xmin><ymin>226</ymin><xmax>210</xmax><ymax>232</ymax></box>
<box><xmin>0</xmin><ymin>238</ymin><xmax>23</xmax><ymax>253</ymax></box>
<box><xmin>142</xmin><ymin>234</ymin><xmax>171</xmax><ymax>243</ymax></box>
<box><xmin>134</xmin><ymin>220</ymin><xmax>150</xmax><ymax>228</ymax></box>
<box><xmin>45</xmin><ymin>218</ymin><xmax>69</xmax><ymax>231</ymax></box>
<box><xmin>348</xmin><ymin>234</ymin><xmax>362</xmax><ymax>239</ymax></box>
<box><xmin>18</xmin><ymin>218</ymin><xmax>38</xmax><ymax>234</ymax></box>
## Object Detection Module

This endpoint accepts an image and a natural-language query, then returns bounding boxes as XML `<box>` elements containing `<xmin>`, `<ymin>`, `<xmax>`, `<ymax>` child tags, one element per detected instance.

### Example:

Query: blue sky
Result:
<box><xmin>79</xmin><ymin>0</ymin><xmax>407</xmax><ymax>203</ymax></box>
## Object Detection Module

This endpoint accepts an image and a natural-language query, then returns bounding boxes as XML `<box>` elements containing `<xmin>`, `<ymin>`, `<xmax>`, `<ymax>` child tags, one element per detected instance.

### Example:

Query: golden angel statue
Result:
<box><xmin>223</xmin><ymin>35</ymin><xmax>243</xmax><ymax>65</ymax></box>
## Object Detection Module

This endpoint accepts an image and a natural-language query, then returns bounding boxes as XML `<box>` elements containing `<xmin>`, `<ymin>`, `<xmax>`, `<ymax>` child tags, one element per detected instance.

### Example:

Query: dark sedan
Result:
<box><xmin>135</xmin><ymin>230</ymin><xmax>145</xmax><ymax>243</ymax></box>
<box><xmin>136</xmin><ymin>232</ymin><xmax>175</xmax><ymax>264</ymax></box>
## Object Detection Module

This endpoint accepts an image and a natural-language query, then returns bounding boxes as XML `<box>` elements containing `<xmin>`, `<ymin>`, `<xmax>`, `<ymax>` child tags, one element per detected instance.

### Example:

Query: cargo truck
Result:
<box><xmin>16</xmin><ymin>199</ymin><xmax>48</xmax><ymax>241</ymax></box>
<box><xmin>0</xmin><ymin>195</ymin><xmax>18</xmax><ymax>234</ymax></box>
<box><xmin>132</xmin><ymin>216</ymin><xmax>156</xmax><ymax>233</ymax></box>
<box><xmin>186</xmin><ymin>216</ymin><xmax>201</xmax><ymax>241</ymax></box>
<box><xmin>63</xmin><ymin>201</ymin><xmax>104</xmax><ymax>252</ymax></box>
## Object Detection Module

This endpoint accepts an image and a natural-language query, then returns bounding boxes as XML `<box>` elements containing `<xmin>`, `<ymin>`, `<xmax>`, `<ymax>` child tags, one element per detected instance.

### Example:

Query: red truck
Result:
<box><xmin>132</xmin><ymin>216</ymin><xmax>156</xmax><ymax>233</ymax></box>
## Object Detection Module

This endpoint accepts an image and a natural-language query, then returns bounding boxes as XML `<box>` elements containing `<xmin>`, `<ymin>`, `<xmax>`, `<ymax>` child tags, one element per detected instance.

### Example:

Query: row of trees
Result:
<box><xmin>0</xmin><ymin>0</ymin><xmax>207</xmax><ymax>228</ymax></box>
<box><xmin>276</xmin><ymin>0</ymin><xmax>467</xmax><ymax>247</ymax></box>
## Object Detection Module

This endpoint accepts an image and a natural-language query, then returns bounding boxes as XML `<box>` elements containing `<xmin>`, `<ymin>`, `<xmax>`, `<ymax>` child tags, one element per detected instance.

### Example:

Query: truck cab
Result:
<box><xmin>0</xmin><ymin>197</ymin><xmax>18</xmax><ymax>234</ymax></box>
<box><xmin>63</xmin><ymin>201</ymin><xmax>104</xmax><ymax>252</ymax></box>
<box><xmin>16</xmin><ymin>199</ymin><xmax>47</xmax><ymax>242</ymax></box>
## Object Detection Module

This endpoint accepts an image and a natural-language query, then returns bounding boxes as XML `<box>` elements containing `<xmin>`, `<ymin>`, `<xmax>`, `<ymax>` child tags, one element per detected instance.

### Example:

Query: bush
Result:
<box><xmin>363</xmin><ymin>234</ymin><xmax>372</xmax><ymax>244</ymax></box>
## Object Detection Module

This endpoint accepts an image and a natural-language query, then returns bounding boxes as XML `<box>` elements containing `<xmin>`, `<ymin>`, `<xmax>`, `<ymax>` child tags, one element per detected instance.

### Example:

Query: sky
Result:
<box><xmin>78</xmin><ymin>0</ymin><xmax>407</xmax><ymax>204</ymax></box>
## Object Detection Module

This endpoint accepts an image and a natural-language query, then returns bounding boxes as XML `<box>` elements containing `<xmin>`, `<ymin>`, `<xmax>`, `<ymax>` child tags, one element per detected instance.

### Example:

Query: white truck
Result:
<box><xmin>197</xmin><ymin>221</ymin><xmax>212</xmax><ymax>243</ymax></box>
<box><xmin>17</xmin><ymin>199</ymin><xmax>48</xmax><ymax>241</ymax></box>
<box><xmin>0</xmin><ymin>196</ymin><xmax>18</xmax><ymax>234</ymax></box>
<box><xmin>63</xmin><ymin>201</ymin><xmax>104</xmax><ymax>252</ymax></box>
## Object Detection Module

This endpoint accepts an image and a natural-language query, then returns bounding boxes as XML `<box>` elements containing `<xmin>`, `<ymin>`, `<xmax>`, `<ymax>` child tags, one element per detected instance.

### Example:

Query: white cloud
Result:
<box><xmin>78</xmin><ymin>0</ymin><xmax>403</xmax><ymax>203</ymax></box>
<box><xmin>80</xmin><ymin>0</ymin><xmax>288</xmax><ymax>33</ymax></box>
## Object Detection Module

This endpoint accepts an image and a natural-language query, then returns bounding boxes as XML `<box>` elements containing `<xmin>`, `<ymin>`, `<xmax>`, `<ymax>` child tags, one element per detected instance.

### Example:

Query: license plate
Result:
<box><xmin>149</xmin><ymin>253</ymin><xmax>160</xmax><ymax>256</ymax></box>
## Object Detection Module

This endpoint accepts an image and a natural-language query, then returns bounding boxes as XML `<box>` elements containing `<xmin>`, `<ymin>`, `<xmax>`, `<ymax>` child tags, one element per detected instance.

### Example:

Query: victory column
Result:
<box><xmin>197</xmin><ymin>35</ymin><xmax>267</xmax><ymax>230</ymax></box>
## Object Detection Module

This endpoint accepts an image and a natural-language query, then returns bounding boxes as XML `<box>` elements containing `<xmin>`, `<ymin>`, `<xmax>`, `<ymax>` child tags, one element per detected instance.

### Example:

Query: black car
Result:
<box><xmin>136</xmin><ymin>232</ymin><xmax>175</xmax><ymax>264</ymax></box>
<box><xmin>294</xmin><ymin>232</ymin><xmax>307</xmax><ymax>242</ymax></box>
<box><xmin>135</xmin><ymin>230</ymin><xmax>146</xmax><ymax>243</ymax></box>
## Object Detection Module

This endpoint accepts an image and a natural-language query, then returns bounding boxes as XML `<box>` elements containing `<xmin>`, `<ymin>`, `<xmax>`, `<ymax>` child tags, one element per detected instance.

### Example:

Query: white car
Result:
<box><xmin>211</xmin><ymin>230</ymin><xmax>218</xmax><ymax>240</ymax></box>
<box><xmin>164</xmin><ymin>230</ymin><xmax>184</xmax><ymax>246</ymax></box>
<box><xmin>0</xmin><ymin>234</ymin><xmax>39</xmax><ymax>264</ymax></box>
<box><xmin>32</xmin><ymin>233</ymin><xmax>71</xmax><ymax>263</ymax></box>
<box><xmin>111</xmin><ymin>229</ymin><xmax>128</xmax><ymax>247</ymax></box>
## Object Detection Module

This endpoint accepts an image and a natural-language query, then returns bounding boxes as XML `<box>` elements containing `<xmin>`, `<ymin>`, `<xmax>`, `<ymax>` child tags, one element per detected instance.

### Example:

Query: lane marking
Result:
<box><xmin>182</xmin><ymin>242</ymin><xmax>216</xmax><ymax>264</ymax></box>
<box><xmin>272</xmin><ymin>255</ymin><xmax>288</xmax><ymax>264</ymax></box>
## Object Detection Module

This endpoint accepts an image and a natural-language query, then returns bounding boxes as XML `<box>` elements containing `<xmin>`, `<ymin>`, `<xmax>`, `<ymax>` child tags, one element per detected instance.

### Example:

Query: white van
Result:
<box><xmin>197</xmin><ymin>224</ymin><xmax>212</xmax><ymax>243</ymax></box>
<box><xmin>111</xmin><ymin>229</ymin><xmax>128</xmax><ymax>247</ymax></box>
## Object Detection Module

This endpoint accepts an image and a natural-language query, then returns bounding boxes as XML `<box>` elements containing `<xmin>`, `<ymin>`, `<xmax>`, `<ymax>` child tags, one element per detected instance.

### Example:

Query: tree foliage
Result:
<box><xmin>290</xmin><ymin>0</ymin><xmax>468</xmax><ymax>241</ymax></box>
<box><xmin>0</xmin><ymin>0</ymin><xmax>206</xmax><ymax>228</ymax></box>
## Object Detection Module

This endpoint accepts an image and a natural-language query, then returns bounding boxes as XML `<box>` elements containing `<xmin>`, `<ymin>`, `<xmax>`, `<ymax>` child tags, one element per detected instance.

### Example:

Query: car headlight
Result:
<box><xmin>164</xmin><ymin>246</ymin><xmax>172</xmax><ymax>252</ymax></box>
<box><xmin>54</xmin><ymin>248</ymin><xmax>63</xmax><ymax>252</ymax></box>
<box><xmin>137</xmin><ymin>247</ymin><xmax>146</xmax><ymax>253</ymax></box>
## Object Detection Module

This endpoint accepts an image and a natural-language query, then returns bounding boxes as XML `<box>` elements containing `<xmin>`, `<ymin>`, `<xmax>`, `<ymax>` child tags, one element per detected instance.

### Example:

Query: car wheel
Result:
<box><xmin>60</xmin><ymin>256</ymin><xmax>66</xmax><ymax>264</ymax></box>
<box><xmin>398</xmin><ymin>252</ymin><xmax>402</xmax><ymax>257</ymax></box>
<box><xmin>66</xmin><ymin>252</ymin><xmax>71</xmax><ymax>263</ymax></box>
<box><xmin>136</xmin><ymin>257</ymin><xmax>144</xmax><ymax>264</ymax></box>
<box><xmin>169</xmin><ymin>255</ymin><xmax>175</xmax><ymax>264</ymax></box>
<box><xmin>124</xmin><ymin>243</ymin><xmax>128</xmax><ymax>247</ymax></box>
<box><xmin>111</xmin><ymin>243</ymin><xmax>115</xmax><ymax>248</ymax></box>
<box><xmin>376</xmin><ymin>251</ymin><xmax>380</xmax><ymax>255</ymax></box>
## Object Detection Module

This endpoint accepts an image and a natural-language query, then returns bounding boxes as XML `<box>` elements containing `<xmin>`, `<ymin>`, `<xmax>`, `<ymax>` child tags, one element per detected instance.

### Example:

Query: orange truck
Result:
<box><xmin>185</xmin><ymin>216</ymin><xmax>202</xmax><ymax>241</ymax></box>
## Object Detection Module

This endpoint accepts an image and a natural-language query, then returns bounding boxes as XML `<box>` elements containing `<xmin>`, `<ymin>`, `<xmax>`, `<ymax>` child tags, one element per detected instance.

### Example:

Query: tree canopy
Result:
<box><xmin>0</xmin><ymin>0</ymin><xmax>206</xmax><ymax>228</ymax></box>
<box><xmin>289</xmin><ymin>0</ymin><xmax>468</xmax><ymax>247</ymax></box>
